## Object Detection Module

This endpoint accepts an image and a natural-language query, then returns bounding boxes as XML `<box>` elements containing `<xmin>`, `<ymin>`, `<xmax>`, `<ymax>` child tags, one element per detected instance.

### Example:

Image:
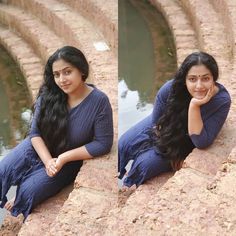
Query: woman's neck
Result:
<box><xmin>67</xmin><ymin>83</ymin><xmax>93</xmax><ymax>109</ymax></box>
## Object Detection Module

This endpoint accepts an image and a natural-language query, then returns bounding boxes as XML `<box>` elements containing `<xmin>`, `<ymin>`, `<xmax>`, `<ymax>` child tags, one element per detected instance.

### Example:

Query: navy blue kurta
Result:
<box><xmin>0</xmin><ymin>85</ymin><xmax>113</xmax><ymax>219</ymax></box>
<box><xmin>118</xmin><ymin>80</ymin><xmax>231</xmax><ymax>187</ymax></box>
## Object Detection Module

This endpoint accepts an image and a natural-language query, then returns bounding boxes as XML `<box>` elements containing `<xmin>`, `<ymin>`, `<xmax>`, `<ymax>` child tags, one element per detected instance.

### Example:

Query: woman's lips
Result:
<box><xmin>61</xmin><ymin>84</ymin><xmax>70</xmax><ymax>89</ymax></box>
<box><xmin>194</xmin><ymin>90</ymin><xmax>207</xmax><ymax>98</ymax></box>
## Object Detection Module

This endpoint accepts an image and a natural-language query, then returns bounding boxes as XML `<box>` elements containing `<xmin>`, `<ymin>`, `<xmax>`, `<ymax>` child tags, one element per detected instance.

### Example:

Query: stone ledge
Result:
<box><xmin>57</xmin><ymin>0</ymin><xmax>118</xmax><ymax>56</ymax></box>
<box><xmin>17</xmin><ymin>185</ymin><xmax>73</xmax><ymax>236</ymax></box>
<box><xmin>107</xmin><ymin>162</ymin><xmax>236</xmax><ymax>235</ymax></box>
<box><xmin>74</xmin><ymin>152</ymin><xmax>117</xmax><ymax>194</ymax></box>
<box><xmin>48</xmin><ymin>187</ymin><xmax>117</xmax><ymax>236</ymax></box>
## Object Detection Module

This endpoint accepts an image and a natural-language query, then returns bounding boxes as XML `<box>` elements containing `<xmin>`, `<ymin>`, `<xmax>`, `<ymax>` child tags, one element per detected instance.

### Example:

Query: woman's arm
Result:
<box><xmin>31</xmin><ymin>137</ymin><xmax>57</xmax><ymax>176</ymax></box>
<box><xmin>29</xmin><ymin>97</ymin><xmax>57</xmax><ymax>176</ymax></box>
<box><xmin>55</xmin><ymin>146</ymin><xmax>91</xmax><ymax>172</ymax></box>
<box><xmin>56</xmin><ymin>95</ymin><xmax>113</xmax><ymax>172</ymax></box>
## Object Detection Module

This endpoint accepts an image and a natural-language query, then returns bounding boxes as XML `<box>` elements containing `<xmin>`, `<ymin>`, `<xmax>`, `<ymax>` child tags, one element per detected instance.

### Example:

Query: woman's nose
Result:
<box><xmin>59</xmin><ymin>74</ymin><xmax>66</xmax><ymax>82</ymax></box>
<box><xmin>196</xmin><ymin>79</ymin><xmax>203</xmax><ymax>89</ymax></box>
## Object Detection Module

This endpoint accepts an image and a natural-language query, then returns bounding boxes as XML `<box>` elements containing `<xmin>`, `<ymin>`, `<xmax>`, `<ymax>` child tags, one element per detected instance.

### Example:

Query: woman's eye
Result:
<box><xmin>53</xmin><ymin>73</ymin><xmax>60</xmax><ymax>78</ymax></box>
<box><xmin>64</xmin><ymin>70</ymin><xmax>71</xmax><ymax>75</ymax></box>
<box><xmin>202</xmin><ymin>77</ymin><xmax>210</xmax><ymax>82</ymax></box>
<box><xmin>188</xmin><ymin>77</ymin><xmax>196</xmax><ymax>82</ymax></box>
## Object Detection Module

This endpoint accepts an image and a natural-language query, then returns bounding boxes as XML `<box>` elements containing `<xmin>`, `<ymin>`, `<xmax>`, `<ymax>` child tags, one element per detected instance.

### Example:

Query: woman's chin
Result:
<box><xmin>193</xmin><ymin>93</ymin><xmax>206</xmax><ymax>99</ymax></box>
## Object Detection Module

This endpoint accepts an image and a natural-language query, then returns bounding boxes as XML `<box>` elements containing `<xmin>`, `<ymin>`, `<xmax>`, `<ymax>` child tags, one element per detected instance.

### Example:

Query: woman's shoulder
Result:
<box><xmin>214</xmin><ymin>82</ymin><xmax>231</xmax><ymax>104</ymax></box>
<box><xmin>156</xmin><ymin>79</ymin><xmax>173</xmax><ymax>101</ymax></box>
<box><xmin>87</xmin><ymin>84</ymin><xmax>110</xmax><ymax>103</ymax></box>
<box><xmin>202</xmin><ymin>82</ymin><xmax>231</xmax><ymax>114</ymax></box>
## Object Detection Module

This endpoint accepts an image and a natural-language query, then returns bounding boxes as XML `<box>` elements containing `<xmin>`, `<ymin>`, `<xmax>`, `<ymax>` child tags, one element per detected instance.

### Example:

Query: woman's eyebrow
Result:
<box><xmin>53</xmin><ymin>66</ymin><xmax>71</xmax><ymax>73</ymax></box>
<box><xmin>187</xmin><ymin>73</ymin><xmax>210</xmax><ymax>77</ymax></box>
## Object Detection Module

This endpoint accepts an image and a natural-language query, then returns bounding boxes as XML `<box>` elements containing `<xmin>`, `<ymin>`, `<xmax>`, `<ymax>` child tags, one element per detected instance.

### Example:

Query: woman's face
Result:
<box><xmin>52</xmin><ymin>59</ymin><xmax>84</xmax><ymax>95</ymax></box>
<box><xmin>185</xmin><ymin>64</ymin><xmax>214</xmax><ymax>99</ymax></box>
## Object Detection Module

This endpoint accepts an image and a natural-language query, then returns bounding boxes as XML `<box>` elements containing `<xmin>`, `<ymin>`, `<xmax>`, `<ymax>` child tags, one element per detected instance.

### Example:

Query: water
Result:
<box><xmin>0</xmin><ymin>45</ymin><xmax>31</xmax><ymax>225</ymax></box>
<box><xmin>118</xmin><ymin>0</ymin><xmax>176</xmax><ymax>137</ymax></box>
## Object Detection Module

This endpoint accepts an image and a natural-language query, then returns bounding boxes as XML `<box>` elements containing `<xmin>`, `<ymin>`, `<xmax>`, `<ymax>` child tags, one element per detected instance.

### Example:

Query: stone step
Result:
<box><xmin>18</xmin><ymin>185</ymin><xmax>74</xmax><ymax>236</ymax></box>
<box><xmin>208</xmin><ymin>0</ymin><xmax>236</xmax><ymax>107</ymax></box>
<box><xmin>178</xmin><ymin>0</ymin><xmax>233</xmax><ymax>84</ymax></box>
<box><xmin>0</xmin><ymin>3</ymin><xmax>64</xmax><ymax>64</ymax></box>
<box><xmin>57</xmin><ymin>0</ymin><xmax>118</xmax><ymax>56</ymax></box>
<box><xmin>208</xmin><ymin>0</ymin><xmax>235</xmax><ymax>60</ymax></box>
<box><xmin>107</xmin><ymin>161</ymin><xmax>236</xmax><ymax>235</ymax></box>
<box><xmin>44</xmin><ymin>149</ymin><xmax>118</xmax><ymax>234</ymax></box>
<box><xmin>0</xmin><ymin>25</ymin><xmax>43</xmax><ymax>99</ymax></box>
<box><xmin>148</xmin><ymin>0</ymin><xmax>198</xmax><ymax>66</ymax></box>
<box><xmin>47</xmin><ymin>187</ymin><xmax>117</xmax><ymax>235</ymax></box>
<box><xmin>16</xmin><ymin>151</ymin><xmax>118</xmax><ymax>235</ymax></box>
<box><xmin>6</xmin><ymin>0</ymin><xmax>117</xmax><ymax>113</ymax></box>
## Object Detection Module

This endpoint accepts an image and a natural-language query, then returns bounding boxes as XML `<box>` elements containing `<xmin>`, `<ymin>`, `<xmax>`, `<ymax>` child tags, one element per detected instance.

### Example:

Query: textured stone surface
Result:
<box><xmin>0</xmin><ymin>214</ymin><xmax>23</xmax><ymax>236</ymax></box>
<box><xmin>18</xmin><ymin>185</ymin><xmax>73</xmax><ymax>236</ymax></box>
<box><xmin>107</xmin><ymin>165</ymin><xmax>236</xmax><ymax>235</ymax></box>
<box><xmin>48</xmin><ymin>188</ymin><xmax>117</xmax><ymax>236</ymax></box>
<box><xmin>74</xmin><ymin>153</ymin><xmax>117</xmax><ymax>193</ymax></box>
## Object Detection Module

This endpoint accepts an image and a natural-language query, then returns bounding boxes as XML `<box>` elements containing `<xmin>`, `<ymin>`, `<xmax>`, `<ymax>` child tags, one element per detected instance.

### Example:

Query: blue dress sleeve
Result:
<box><xmin>152</xmin><ymin>80</ymin><xmax>172</xmax><ymax>124</ymax></box>
<box><xmin>29</xmin><ymin>97</ymin><xmax>41</xmax><ymax>138</ymax></box>
<box><xmin>85</xmin><ymin>95</ymin><xmax>114</xmax><ymax>157</ymax></box>
<box><xmin>190</xmin><ymin>94</ymin><xmax>231</xmax><ymax>149</ymax></box>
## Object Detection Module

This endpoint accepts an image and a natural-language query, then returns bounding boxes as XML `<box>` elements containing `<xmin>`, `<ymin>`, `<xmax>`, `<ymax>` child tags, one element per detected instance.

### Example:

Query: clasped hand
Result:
<box><xmin>45</xmin><ymin>157</ymin><xmax>64</xmax><ymax>177</ymax></box>
<box><xmin>190</xmin><ymin>84</ymin><xmax>217</xmax><ymax>106</ymax></box>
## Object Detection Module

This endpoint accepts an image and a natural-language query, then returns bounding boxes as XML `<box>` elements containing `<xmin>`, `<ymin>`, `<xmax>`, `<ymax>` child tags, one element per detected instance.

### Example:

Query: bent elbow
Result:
<box><xmin>194</xmin><ymin>140</ymin><xmax>213</xmax><ymax>149</ymax></box>
<box><xmin>99</xmin><ymin>142</ymin><xmax>113</xmax><ymax>156</ymax></box>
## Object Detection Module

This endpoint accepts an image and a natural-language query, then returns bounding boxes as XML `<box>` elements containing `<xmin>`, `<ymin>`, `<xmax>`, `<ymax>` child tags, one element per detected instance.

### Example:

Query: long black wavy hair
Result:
<box><xmin>34</xmin><ymin>46</ymin><xmax>89</xmax><ymax>157</ymax></box>
<box><xmin>155</xmin><ymin>52</ymin><xmax>219</xmax><ymax>168</ymax></box>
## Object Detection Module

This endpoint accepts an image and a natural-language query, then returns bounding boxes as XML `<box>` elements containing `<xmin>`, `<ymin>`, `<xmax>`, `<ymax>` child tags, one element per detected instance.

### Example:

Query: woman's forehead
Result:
<box><xmin>52</xmin><ymin>59</ymin><xmax>73</xmax><ymax>72</ymax></box>
<box><xmin>187</xmin><ymin>64</ymin><xmax>211</xmax><ymax>76</ymax></box>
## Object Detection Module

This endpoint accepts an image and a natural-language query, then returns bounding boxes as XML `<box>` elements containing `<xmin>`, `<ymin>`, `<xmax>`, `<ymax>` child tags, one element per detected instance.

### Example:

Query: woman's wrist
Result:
<box><xmin>189</xmin><ymin>99</ymin><xmax>201</xmax><ymax>108</ymax></box>
<box><xmin>58</xmin><ymin>152</ymin><xmax>67</xmax><ymax>165</ymax></box>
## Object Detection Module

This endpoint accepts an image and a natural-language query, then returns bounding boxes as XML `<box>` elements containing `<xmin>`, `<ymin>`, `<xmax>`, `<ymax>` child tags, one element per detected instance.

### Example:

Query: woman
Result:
<box><xmin>0</xmin><ymin>46</ymin><xmax>113</xmax><ymax>219</ymax></box>
<box><xmin>118</xmin><ymin>52</ymin><xmax>231</xmax><ymax>188</ymax></box>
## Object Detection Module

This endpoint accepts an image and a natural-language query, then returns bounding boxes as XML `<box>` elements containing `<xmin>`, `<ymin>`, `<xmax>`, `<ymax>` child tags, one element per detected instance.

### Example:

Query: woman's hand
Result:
<box><xmin>55</xmin><ymin>155</ymin><xmax>66</xmax><ymax>173</ymax></box>
<box><xmin>45</xmin><ymin>156</ymin><xmax>66</xmax><ymax>177</ymax></box>
<box><xmin>190</xmin><ymin>84</ymin><xmax>217</xmax><ymax>107</ymax></box>
<box><xmin>45</xmin><ymin>158</ymin><xmax>57</xmax><ymax>177</ymax></box>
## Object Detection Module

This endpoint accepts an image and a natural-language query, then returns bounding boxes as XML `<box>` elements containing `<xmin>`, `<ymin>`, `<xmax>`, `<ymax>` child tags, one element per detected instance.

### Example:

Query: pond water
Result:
<box><xmin>0</xmin><ymin>45</ymin><xmax>31</xmax><ymax>225</ymax></box>
<box><xmin>118</xmin><ymin>0</ymin><xmax>176</xmax><ymax>137</ymax></box>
